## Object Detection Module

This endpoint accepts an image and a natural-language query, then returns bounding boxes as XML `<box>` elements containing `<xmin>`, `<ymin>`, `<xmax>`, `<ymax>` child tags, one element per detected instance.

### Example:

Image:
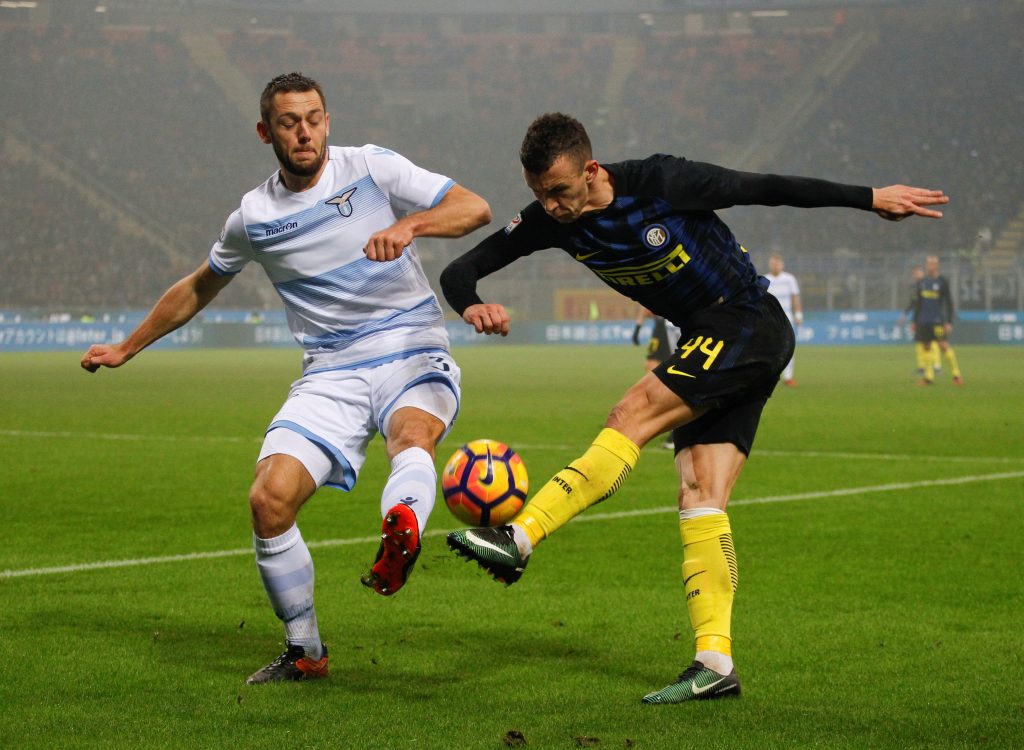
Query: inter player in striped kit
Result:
<box><xmin>908</xmin><ymin>255</ymin><xmax>963</xmax><ymax>385</ymax></box>
<box><xmin>901</xmin><ymin>265</ymin><xmax>943</xmax><ymax>377</ymax></box>
<box><xmin>764</xmin><ymin>253</ymin><xmax>802</xmax><ymax>386</ymax></box>
<box><xmin>441</xmin><ymin>113</ymin><xmax>947</xmax><ymax>703</ymax></box>
<box><xmin>80</xmin><ymin>73</ymin><xmax>491</xmax><ymax>683</ymax></box>
<box><xmin>633</xmin><ymin>306</ymin><xmax>682</xmax><ymax>374</ymax></box>
<box><xmin>634</xmin><ymin>307</ymin><xmax>681</xmax><ymax>449</ymax></box>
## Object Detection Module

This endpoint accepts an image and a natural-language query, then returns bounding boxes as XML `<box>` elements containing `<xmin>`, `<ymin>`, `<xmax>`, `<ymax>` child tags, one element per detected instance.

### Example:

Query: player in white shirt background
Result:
<box><xmin>80</xmin><ymin>72</ymin><xmax>492</xmax><ymax>684</ymax></box>
<box><xmin>765</xmin><ymin>253</ymin><xmax>802</xmax><ymax>387</ymax></box>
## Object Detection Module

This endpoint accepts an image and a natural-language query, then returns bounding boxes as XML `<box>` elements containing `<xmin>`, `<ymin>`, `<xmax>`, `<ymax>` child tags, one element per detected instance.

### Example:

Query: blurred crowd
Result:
<box><xmin>1</xmin><ymin>5</ymin><xmax>1020</xmax><ymax>313</ymax></box>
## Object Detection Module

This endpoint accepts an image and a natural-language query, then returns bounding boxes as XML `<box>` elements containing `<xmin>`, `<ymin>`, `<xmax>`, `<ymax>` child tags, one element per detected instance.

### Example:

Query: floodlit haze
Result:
<box><xmin>1</xmin><ymin>0</ymin><xmax>1021</xmax><ymax>314</ymax></box>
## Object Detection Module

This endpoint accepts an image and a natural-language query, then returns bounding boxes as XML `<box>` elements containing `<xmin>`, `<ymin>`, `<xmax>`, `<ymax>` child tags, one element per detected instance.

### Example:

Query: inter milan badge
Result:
<box><xmin>643</xmin><ymin>224</ymin><xmax>669</xmax><ymax>249</ymax></box>
<box><xmin>326</xmin><ymin>187</ymin><xmax>357</xmax><ymax>217</ymax></box>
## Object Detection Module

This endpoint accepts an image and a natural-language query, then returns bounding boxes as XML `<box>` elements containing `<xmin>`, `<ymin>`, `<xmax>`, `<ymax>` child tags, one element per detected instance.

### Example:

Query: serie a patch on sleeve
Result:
<box><xmin>504</xmin><ymin>212</ymin><xmax>522</xmax><ymax>235</ymax></box>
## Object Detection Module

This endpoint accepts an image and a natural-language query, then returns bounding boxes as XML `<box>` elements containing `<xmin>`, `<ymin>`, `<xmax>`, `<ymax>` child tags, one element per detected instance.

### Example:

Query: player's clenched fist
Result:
<box><xmin>463</xmin><ymin>303</ymin><xmax>510</xmax><ymax>336</ymax></box>
<box><xmin>364</xmin><ymin>223</ymin><xmax>414</xmax><ymax>261</ymax></box>
<box><xmin>80</xmin><ymin>344</ymin><xmax>130</xmax><ymax>372</ymax></box>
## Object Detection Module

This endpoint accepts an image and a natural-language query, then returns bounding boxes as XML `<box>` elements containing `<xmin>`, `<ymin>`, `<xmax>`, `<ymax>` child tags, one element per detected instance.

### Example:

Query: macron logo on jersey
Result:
<box><xmin>265</xmin><ymin>221</ymin><xmax>298</xmax><ymax>237</ymax></box>
<box><xmin>326</xmin><ymin>187</ymin><xmax>358</xmax><ymax>217</ymax></box>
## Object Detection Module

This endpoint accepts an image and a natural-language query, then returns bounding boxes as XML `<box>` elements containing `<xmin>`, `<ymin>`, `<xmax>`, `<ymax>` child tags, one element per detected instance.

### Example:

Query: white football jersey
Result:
<box><xmin>209</xmin><ymin>145</ymin><xmax>455</xmax><ymax>373</ymax></box>
<box><xmin>766</xmin><ymin>271</ymin><xmax>800</xmax><ymax>318</ymax></box>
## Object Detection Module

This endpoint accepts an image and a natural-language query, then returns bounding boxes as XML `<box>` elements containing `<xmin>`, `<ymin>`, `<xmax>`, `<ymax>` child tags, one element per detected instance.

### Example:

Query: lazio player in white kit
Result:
<box><xmin>81</xmin><ymin>73</ymin><xmax>492</xmax><ymax>684</ymax></box>
<box><xmin>765</xmin><ymin>253</ymin><xmax>802</xmax><ymax>386</ymax></box>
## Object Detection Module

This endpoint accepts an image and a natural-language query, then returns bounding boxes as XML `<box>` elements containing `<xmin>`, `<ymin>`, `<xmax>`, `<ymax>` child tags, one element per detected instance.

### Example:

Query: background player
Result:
<box><xmin>907</xmin><ymin>255</ymin><xmax>963</xmax><ymax>385</ymax></box>
<box><xmin>440</xmin><ymin>112</ymin><xmax>947</xmax><ymax>703</ymax></box>
<box><xmin>764</xmin><ymin>253</ymin><xmax>802</xmax><ymax>386</ymax></box>
<box><xmin>633</xmin><ymin>306</ymin><xmax>682</xmax><ymax>449</ymax></box>
<box><xmin>633</xmin><ymin>306</ymin><xmax>681</xmax><ymax>374</ymax></box>
<box><xmin>80</xmin><ymin>72</ymin><xmax>491</xmax><ymax>684</ymax></box>
<box><xmin>900</xmin><ymin>265</ymin><xmax>942</xmax><ymax>378</ymax></box>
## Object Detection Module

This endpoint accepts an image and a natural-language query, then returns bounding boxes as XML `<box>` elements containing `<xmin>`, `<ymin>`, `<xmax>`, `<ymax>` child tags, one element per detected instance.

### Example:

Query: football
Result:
<box><xmin>441</xmin><ymin>439</ymin><xmax>529</xmax><ymax>527</ymax></box>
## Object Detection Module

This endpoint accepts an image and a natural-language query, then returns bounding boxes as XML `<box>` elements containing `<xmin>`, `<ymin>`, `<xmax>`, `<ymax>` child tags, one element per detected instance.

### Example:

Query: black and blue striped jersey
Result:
<box><xmin>910</xmin><ymin>275</ymin><xmax>954</xmax><ymax>325</ymax></box>
<box><xmin>441</xmin><ymin>154</ymin><xmax>871</xmax><ymax>328</ymax></box>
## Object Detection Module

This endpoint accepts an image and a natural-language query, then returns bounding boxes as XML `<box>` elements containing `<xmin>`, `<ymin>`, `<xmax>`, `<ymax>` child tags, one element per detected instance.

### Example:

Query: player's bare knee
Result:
<box><xmin>386</xmin><ymin>408</ymin><xmax>444</xmax><ymax>459</ymax></box>
<box><xmin>677</xmin><ymin>484</ymin><xmax>693</xmax><ymax>509</ymax></box>
<box><xmin>386</xmin><ymin>423</ymin><xmax>440</xmax><ymax>459</ymax></box>
<box><xmin>605</xmin><ymin>396</ymin><xmax>645</xmax><ymax>434</ymax></box>
<box><xmin>389</xmin><ymin>424</ymin><xmax>430</xmax><ymax>450</ymax></box>
<box><xmin>248</xmin><ymin>480</ymin><xmax>297</xmax><ymax>536</ymax></box>
<box><xmin>677</xmin><ymin>478</ymin><xmax>703</xmax><ymax>509</ymax></box>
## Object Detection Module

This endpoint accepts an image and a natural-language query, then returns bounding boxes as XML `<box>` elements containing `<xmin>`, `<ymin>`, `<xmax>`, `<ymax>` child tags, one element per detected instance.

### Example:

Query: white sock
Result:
<box><xmin>783</xmin><ymin>358</ymin><xmax>795</xmax><ymax>381</ymax></box>
<box><xmin>253</xmin><ymin>524</ymin><xmax>322</xmax><ymax>659</ymax></box>
<box><xmin>679</xmin><ymin>507</ymin><xmax>725</xmax><ymax>521</ymax></box>
<box><xmin>696</xmin><ymin>649</ymin><xmax>734</xmax><ymax>675</ymax></box>
<box><xmin>380</xmin><ymin>447</ymin><xmax>437</xmax><ymax>533</ymax></box>
<box><xmin>511</xmin><ymin>523</ymin><xmax>534</xmax><ymax>559</ymax></box>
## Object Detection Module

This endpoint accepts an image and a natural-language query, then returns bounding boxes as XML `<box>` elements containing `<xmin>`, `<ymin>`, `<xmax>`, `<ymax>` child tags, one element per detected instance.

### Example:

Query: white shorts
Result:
<box><xmin>257</xmin><ymin>350</ymin><xmax>460</xmax><ymax>491</ymax></box>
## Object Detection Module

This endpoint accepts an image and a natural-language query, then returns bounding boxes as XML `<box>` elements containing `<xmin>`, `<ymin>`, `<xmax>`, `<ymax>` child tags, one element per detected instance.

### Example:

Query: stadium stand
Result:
<box><xmin>1</xmin><ymin>2</ymin><xmax>1020</xmax><ymax>314</ymax></box>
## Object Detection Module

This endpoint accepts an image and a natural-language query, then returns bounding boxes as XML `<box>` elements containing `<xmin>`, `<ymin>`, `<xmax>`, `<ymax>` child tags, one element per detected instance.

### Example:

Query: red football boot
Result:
<box><xmin>360</xmin><ymin>503</ymin><xmax>421</xmax><ymax>596</ymax></box>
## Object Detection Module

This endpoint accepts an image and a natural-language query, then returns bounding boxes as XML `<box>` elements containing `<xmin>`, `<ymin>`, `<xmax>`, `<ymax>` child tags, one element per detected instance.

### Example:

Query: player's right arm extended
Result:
<box><xmin>80</xmin><ymin>262</ymin><xmax>232</xmax><ymax>372</ymax></box>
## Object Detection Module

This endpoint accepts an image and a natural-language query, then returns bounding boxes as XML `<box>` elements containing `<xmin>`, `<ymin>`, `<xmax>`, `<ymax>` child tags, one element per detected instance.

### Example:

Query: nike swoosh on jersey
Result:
<box><xmin>465</xmin><ymin>530</ymin><xmax>514</xmax><ymax>558</ymax></box>
<box><xmin>574</xmin><ymin>251</ymin><xmax>601</xmax><ymax>261</ymax></box>
<box><xmin>666</xmin><ymin>365</ymin><xmax>697</xmax><ymax>378</ymax></box>
<box><xmin>691</xmin><ymin>676</ymin><xmax>730</xmax><ymax>696</ymax></box>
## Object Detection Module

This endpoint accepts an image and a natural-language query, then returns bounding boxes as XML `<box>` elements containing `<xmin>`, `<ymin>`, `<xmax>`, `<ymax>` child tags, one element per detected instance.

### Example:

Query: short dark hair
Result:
<box><xmin>260</xmin><ymin>72</ymin><xmax>326</xmax><ymax>124</ymax></box>
<box><xmin>519</xmin><ymin>112</ymin><xmax>592</xmax><ymax>175</ymax></box>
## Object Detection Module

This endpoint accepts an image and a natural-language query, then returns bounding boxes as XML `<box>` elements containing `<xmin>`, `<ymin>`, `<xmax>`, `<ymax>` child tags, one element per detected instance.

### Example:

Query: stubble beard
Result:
<box><xmin>272</xmin><ymin>138</ymin><xmax>326</xmax><ymax>178</ymax></box>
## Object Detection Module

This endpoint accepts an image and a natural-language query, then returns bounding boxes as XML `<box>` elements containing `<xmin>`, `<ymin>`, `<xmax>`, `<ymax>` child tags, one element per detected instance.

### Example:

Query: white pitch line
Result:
<box><xmin>578</xmin><ymin>470</ymin><xmax>1024</xmax><ymax>518</ymax></box>
<box><xmin>0</xmin><ymin>535</ymin><xmax>383</xmax><ymax>580</ymax></box>
<box><xmin>0</xmin><ymin>429</ymin><xmax>257</xmax><ymax>444</ymax></box>
<box><xmin>2</xmin><ymin>470</ymin><xmax>1022</xmax><ymax>580</ymax></box>
<box><xmin>528</xmin><ymin>444</ymin><xmax>1024</xmax><ymax>464</ymax></box>
<box><xmin>754</xmin><ymin>449</ymin><xmax>1024</xmax><ymax>465</ymax></box>
<box><xmin>2</xmin><ymin>430</ymin><xmax>1022</xmax><ymax>465</ymax></box>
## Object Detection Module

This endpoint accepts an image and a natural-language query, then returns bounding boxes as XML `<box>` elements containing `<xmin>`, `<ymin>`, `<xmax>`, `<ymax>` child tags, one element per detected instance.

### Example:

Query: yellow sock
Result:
<box><xmin>932</xmin><ymin>345</ymin><xmax>942</xmax><ymax>370</ymax></box>
<box><xmin>914</xmin><ymin>342</ymin><xmax>928</xmax><ymax>375</ymax></box>
<box><xmin>681</xmin><ymin>512</ymin><xmax>737</xmax><ymax>656</ymax></box>
<box><xmin>516</xmin><ymin>428</ymin><xmax>640</xmax><ymax>547</ymax></box>
<box><xmin>944</xmin><ymin>347</ymin><xmax>961</xmax><ymax>378</ymax></box>
<box><xmin>916</xmin><ymin>343</ymin><xmax>934</xmax><ymax>380</ymax></box>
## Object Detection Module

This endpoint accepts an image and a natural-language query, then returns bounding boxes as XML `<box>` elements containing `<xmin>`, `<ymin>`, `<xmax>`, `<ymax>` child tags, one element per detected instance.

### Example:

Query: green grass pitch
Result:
<box><xmin>1</xmin><ymin>345</ymin><xmax>1021</xmax><ymax>749</ymax></box>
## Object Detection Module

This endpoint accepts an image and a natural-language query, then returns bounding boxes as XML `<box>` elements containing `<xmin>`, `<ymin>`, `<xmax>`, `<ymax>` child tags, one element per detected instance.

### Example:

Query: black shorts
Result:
<box><xmin>645</xmin><ymin>317</ymin><xmax>673</xmax><ymax>363</ymax></box>
<box><xmin>653</xmin><ymin>293</ymin><xmax>794</xmax><ymax>455</ymax></box>
<box><xmin>670</xmin><ymin>397</ymin><xmax>768</xmax><ymax>456</ymax></box>
<box><xmin>914</xmin><ymin>323</ymin><xmax>948</xmax><ymax>344</ymax></box>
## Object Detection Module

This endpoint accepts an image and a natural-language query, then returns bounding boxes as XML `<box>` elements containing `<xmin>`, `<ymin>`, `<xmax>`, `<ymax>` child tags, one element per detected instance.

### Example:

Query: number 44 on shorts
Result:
<box><xmin>675</xmin><ymin>336</ymin><xmax>725</xmax><ymax>371</ymax></box>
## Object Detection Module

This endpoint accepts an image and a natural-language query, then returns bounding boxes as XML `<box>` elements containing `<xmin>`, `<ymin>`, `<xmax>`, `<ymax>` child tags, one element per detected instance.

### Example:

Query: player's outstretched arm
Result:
<box><xmin>872</xmin><ymin>185</ymin><xmax>948</xmax><ymax>221</ymax></box>
<box><xmin>80</xmin><ymin>262</ymin><xmax>232</xmax><ymax>373</ymax></box>
<box><xmin>364</xmin><ymin>184</ymin><xmax>491</xmax><ymax>262</ymax></box>
<box><xmin>462</xmin><ymin>303</ymin><xmax>510</xmax><ymax>337</ymax></box>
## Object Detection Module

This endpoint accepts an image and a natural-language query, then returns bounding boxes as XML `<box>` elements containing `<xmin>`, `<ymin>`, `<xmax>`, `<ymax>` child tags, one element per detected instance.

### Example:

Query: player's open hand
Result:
<box><xmin>364</xmin><ymin>223</ymin><xmax>414</xmax><ymax>262</ymax></box>
<box><xmin>463</xmin><ymin>303</ymin><xmax>510</xmax><ymax>336</ymax></box>
<box><xmin>872</xmin><ymin>185</ymin><xmax>949</xmax><ymax>221</ymax></box>
<box><xmin>80</xmin><ymin>344</ymin><xmax>131</xmax><ymax>373</ymax></box>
